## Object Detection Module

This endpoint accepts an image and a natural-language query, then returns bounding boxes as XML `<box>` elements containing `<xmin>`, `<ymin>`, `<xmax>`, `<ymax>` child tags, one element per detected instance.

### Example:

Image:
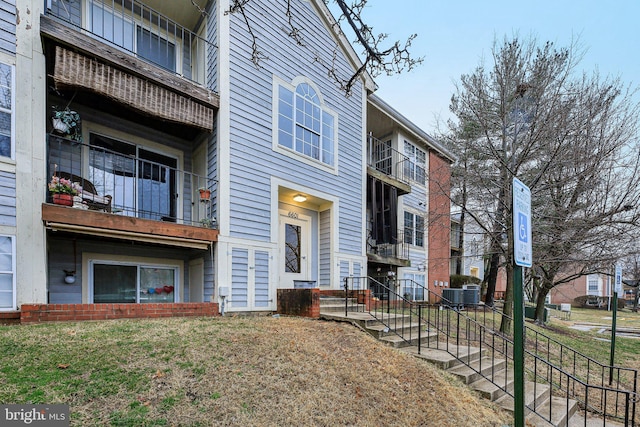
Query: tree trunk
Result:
<box><xmin>484</xmin><ymin>251</ymin><xmax>499</xmax><ymax>307</ymax></box>
<box><xmin>535</xmin><ymin>287</ymin><xmax>549</xmax><ymax>324</ymax></box>
<box><xmin>499</xmin><ymin>263</ymin><xmax>513</xmax><ymax>334</ymax></box>
<box><xmin>455</xmin><ymin>209</ymin><xmax>464</xmax><ymax>275</ymax></box>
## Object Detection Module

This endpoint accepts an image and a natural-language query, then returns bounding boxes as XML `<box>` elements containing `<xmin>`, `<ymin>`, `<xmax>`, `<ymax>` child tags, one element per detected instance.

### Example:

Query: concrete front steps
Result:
<box><xmin>400</xmin><ymin>342</ymin><xmax>581</xmax><ymax>426</ymax></box>
<box><xmin>319</xmin><ymin>297</ymin><xmax>582</xmax><ymax>426</ymax></box>
<box><xmin>321</xmin><ymin>308</ymin><xmax>438</xmax><ymax>348</ymax></box>
<box><xmin>318</xmin><ymin>297</ymin><xmax>354</xmax><ymax>314</ymax></box>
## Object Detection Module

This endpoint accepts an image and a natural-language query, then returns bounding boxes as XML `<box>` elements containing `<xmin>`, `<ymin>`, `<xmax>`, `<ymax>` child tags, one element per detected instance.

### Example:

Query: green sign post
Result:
<box><xmin>610</xmin><ymin>264</ymin><xmax>622</xmax><ymax>384</ymax></box>
<box><xmin>512</xmin><ymin>178</ymin><xmax>532</xmax><ymax>427</ymax></box>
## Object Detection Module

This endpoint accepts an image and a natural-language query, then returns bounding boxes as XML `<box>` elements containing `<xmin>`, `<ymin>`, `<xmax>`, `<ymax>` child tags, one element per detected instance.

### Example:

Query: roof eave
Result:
<box><xmin>368</xmin><ymin>94</ymin><xmax>456</xmax><ymax>163</ymax></box>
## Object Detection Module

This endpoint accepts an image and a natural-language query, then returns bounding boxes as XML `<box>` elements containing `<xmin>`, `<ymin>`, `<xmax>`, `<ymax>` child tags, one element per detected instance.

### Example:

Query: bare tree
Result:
<box><xmin>222</xmin><ymin>0</ymin><xmax>423</xmax><ymax>95</ymax></box>
<box><xmin>448</xmin><ymin>36</ymin><xmax>640</xmax><ymax>330</ymax></box>
<box><xmin>529</xmin><ymin>73</ymin><xmax>640</xmax><ymax>321</ymax></box>
<box><xmin>621</xmin><ymin>254</ymin><xmax>640</xmax><ymax>312</ymax></box>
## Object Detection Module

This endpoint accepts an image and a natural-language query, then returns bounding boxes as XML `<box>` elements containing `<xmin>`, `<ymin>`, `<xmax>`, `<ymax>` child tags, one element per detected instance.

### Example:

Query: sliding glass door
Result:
<box><xmin>89</xmin><ymin>134</ymin><xmax>177</xmax><ymax>220</ymax></box>
<box><xmin>92</xmin><ymin>262</ymin><xmax>177</xmax><ymax>303</ymax></box>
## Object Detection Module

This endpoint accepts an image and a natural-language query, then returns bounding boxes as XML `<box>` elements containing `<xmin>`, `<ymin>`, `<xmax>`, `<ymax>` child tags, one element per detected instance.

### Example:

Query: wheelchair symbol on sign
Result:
<box><xmin>518</xmin><ymin>212</ymin><xmax>528</xmax><ymax>243</ymax></box>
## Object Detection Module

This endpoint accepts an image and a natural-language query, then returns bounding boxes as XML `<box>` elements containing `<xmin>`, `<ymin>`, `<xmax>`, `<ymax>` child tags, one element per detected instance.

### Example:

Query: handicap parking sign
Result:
<box><xmin>518</xmin><ymin>213</ymin><xmax>528</xmax><ymax>243</ymax></box>
<box><xmin>513</xmin><ymin>178</ymin><xmax>532</xmax><ymax>267</ymax></box>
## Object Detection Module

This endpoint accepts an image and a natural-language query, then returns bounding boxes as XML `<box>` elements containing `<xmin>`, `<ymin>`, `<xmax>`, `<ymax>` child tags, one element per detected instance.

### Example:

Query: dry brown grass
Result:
<box><xmin>0</xmin><ymin>315</ymin><xmax>510</xmax><ymax>426</ymax></box>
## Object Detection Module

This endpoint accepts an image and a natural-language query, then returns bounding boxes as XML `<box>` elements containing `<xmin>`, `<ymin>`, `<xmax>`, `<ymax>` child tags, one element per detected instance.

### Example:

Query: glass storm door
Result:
<box><xmin>279</xmin><ymin>211</ymin><xmax>311</xmax><ymax>288</ymax></box>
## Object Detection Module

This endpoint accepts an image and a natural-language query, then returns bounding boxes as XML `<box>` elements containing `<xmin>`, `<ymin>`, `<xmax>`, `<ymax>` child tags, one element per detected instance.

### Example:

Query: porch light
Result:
<box><xmin>293</xmin><ymin>194</ymin><xmax>307</xmax><ymax>203</ymax></box>
<box><xmin>64</xmin><ymin>270</ymin><xmax>76</xmax><ymax>284</ymax></box>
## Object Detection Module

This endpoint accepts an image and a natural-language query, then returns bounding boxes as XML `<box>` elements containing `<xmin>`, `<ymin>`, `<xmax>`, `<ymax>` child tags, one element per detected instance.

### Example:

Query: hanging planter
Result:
<box><xmin>51</xmin><ymin>106</ymin><xmax>82</xmax><ymax>141</ymax></box>
<box><xmin>52</xmin><ymin>118</ymin><xmax>70</xmax><ymax>134</ymax></box>
<box><xmin>199</xmin><ymin>187</ymin><xmax>211</xmax><ymax>202</ymax></box>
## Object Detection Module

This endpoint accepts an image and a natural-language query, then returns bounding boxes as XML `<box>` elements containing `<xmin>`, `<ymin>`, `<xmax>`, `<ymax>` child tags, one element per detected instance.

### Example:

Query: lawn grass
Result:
<box><xmin>537</xmin><ymin>306</ymin><xmax>640</xmax><ymax>371</ymax></box>
<box><xmin>0</xmin><ymin>316</ymin><xmax>509</xmax><ymax>426</ymax></box>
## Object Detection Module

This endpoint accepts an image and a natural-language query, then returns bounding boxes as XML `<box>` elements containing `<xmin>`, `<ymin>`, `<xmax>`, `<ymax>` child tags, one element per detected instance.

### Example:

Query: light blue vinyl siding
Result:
<box><xmin>208</xmin><ymin>119</ymin><xmax>219</xmax><ymax>224</ymax></box>
<box><xmin>339</xmin><ymin>260</ymin><xmax>350</xmax><ymax>283</ymax></box>
<box><xmin>231</xmin><ymin>248</ymin><xmax>248</xmax><ymax>308</ymax></box>
<box><xmin>47</xmin><ymin>235</ymin><xmax>196</xmax><ymax>304</ymax></box>
<box><xmin>353</xmin><ymin>262</ymin><xmax>361</xmax><ymax>277</ymax></box>
<box><xmin>206</xmin><ymin>0</ymin><xmax>218</xmax><ymax>92</ymax></box>
<box><xmin>227</xmin><ymin>0</ymin><xmax>364</xmax><ymax>254</ymax></box>
<box><xmin>402</xmin><ymin>184</ymin><xmax>428</xmax><ymax>266</ymax></box>
<box><xmin>0</xmin><ymin>171</ymin><xmax>15</xmax><ymax>226</ymax></box>
<box><xmin>319</xmin><ymin>209</ymin><xmax>331</xmax><ymax>286</ymax></box>
<box><xmin>0</xmin><ymin>1</ymin><xmax>15</xmax><ymax>54</ymax></box>
<box><xmin>254</xmin><ymin>250</ymin><xmax>269</xmax><ymax>307</ymax></box>
<box><xmin>203</xmin><ymin>248</ymin><xmax>215</xmax><ymax>303</ymax></box>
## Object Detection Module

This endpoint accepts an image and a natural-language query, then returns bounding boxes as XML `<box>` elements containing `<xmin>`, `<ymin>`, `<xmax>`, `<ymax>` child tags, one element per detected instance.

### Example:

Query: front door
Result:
<box><xmin>279</xmin><ymin>210</ymin><xmax>311</xmax><ymax>288</ymax></box>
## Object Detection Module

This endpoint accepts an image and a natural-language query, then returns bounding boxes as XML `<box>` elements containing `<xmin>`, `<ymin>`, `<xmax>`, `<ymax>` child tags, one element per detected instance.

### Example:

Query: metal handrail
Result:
<box><xmin>367</xmin><ymin>134</ymin><xmax>412</xmax><ymax>185</ymax></box>
<box><xmin>396</xmin><ymin>278</ymin><xmax>638</xmax><ymax>391</ymax></box>
<box><xmin>343</xmin><ymin>277</ymin><xmax>423</xmax><ymax>347</ymax></box>
<box><xmin>366</xmin><ymin>233</ymin><xmax>410</xmax><ymax>261</ymax></box>
<box><xmin>47</xmin><ymin>134</ymin><xmax>215</xmax><ymax>227</ymax></box>
<box><xmin>344</xmin><ymin>277</ymin><xmax>638</xmax><ymax>425</ymax></box>
<box><xmin>409</xmin><ymin>279</ymin><xmax>639</xmax><ymax>419</ymax></box>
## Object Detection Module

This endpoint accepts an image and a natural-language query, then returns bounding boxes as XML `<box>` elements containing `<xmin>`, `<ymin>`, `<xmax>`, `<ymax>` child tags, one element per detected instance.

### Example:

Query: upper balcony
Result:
<box><xmin>367</xmin><ymin>134</ymin><xmax>412</xmax><ymax>195</ymax></box>
<box><xmin>43</xmin><ymin>135</ymin><xmax>218</xmax><ymax>249</ymax></box>
<box><xmin>42</xmin><ymin>0</ymin><xmax>218</xmax><ymax>132</ymax></box>
<box><xmin>45</xmin><ymin>0</ymin><xmax>210</xmax><ymax>85</ymax></box>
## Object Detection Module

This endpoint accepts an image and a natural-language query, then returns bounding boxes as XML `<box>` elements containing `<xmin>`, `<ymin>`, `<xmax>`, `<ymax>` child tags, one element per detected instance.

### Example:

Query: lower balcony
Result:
<box><xmin>45</xmin><ymin>135</ymin><xmax>217</xmax><ymax>249</ymax></box>
<box><xmin>42</xmin><ymin>204</ymin><xmax>217</xmax><ymax>249</ymax></box>
<box><xmin>366</xmin><ymin>233</ymin><xmax>410</xmax><ymax>267</ymax></box>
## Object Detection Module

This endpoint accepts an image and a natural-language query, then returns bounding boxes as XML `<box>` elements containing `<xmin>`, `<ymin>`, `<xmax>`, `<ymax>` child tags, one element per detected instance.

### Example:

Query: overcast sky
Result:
<box><xmin>344</xmin><ymin>0</ymin><xmax>639</xmax><ymax>135</ymax></box>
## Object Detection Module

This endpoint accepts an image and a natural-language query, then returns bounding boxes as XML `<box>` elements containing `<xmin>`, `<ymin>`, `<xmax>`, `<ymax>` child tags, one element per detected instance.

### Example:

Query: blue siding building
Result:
<box><xmin>3</xmin><ymin>0</ymin><xmax>377</xmax><ymax>315</ymax></box>
<box><xmin>4</xmin><ymin>0</ymin><xmax>451</xmax><ymax>318</ymax></box>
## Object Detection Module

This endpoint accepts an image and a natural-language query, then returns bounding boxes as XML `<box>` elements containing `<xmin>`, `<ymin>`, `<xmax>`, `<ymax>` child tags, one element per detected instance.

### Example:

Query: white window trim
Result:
<box><xmin>83</xmin><ymin>252</ymin><xmax>183</xmax><ymax>303</ymax></box>
<box><xmin>0</xmin><ymin>234</ymin><xmax>15</xmax><ymax>310</ymax></box>
<box><xmin>403</xmin><ymin>139</ymin><xmax>426</xmax><ymax>184</ymax></box>
<box><xmin>404</xmin><ymin>210</ymin><xmax>425</xmax><ymax>248</ymax></box>
<box><xmin>587</xmin><ymin>274</ymin><xmax>601</xmax><ymax>296</ymax></box>
<box><xmin>0</xmin><ymin>61</ymin><xmax>15</xmax><ymax>162</ymax></box>
<box><xmin>272</xmin><ymin>75</ymin><xmax>338</xmax><ymax>175</ymax></box>
<box><xmin>191</xmin><ymin>20</ymin><xmax>208</xmax><ymax>86</ymax></box>
<box><xmin>402</xmin><ymin>272</ymin><xmax>426</xmax><ymax>300</ymax></box>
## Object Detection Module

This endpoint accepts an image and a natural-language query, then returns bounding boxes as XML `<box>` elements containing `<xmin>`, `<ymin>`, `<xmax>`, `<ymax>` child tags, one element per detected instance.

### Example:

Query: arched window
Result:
<box><xmin>277</xmin><ymin>81</ymin><xmax>335</xmax><ymax>166</ymax></box>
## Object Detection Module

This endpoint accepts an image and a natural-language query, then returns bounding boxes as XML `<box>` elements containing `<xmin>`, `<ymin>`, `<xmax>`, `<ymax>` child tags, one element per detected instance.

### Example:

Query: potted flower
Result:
<box><xmin>52</xmin><ymin>106</ymin><xmax>82</xmax><ymax>141</ymax></box>
<box><xmin>198</xmin><ymin>187</ymin><xmax>211</xmax><ymax>201</ymax></box>
<box><xmin>48</xmin><ymin>175</ymin><xmax>82</xmax><ymax>206</ymax></box>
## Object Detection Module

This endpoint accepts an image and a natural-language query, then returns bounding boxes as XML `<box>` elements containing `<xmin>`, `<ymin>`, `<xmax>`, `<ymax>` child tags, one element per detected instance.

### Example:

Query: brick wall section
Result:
<box><xmin>319</xmin><ymin>290</ymin><xmax>346</xmax><ymax>298</ymax></box>
<box><xmin>0</xmin><ymin>311</ymin><xmax>20</xmax><ymax>325</ymax></box>
<box><xmin>428</xmin><ymin>152</ymin><xmax>452</xmax><ymax>303</ymax></box>
<box><xmin>19</xmin><ymin>303</ymin><xmax>219</xmax><ymax>324</ymax></box>
<box><xmin>277</xmin><ymin>289</ymin><xmax>320</xmax><ymax>318</ymax></box>
<box><xmin>318</xmin><ymin>290</ymin><xmax>370</xmax><ymax>299</ymax></box>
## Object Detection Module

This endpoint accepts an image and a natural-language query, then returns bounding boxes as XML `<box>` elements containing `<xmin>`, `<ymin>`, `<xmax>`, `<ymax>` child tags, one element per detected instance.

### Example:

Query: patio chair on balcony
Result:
<box><xmin>58</xmin><ymin>172</ymin><xmax>112</xmax><ymax>213</ymax></box>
